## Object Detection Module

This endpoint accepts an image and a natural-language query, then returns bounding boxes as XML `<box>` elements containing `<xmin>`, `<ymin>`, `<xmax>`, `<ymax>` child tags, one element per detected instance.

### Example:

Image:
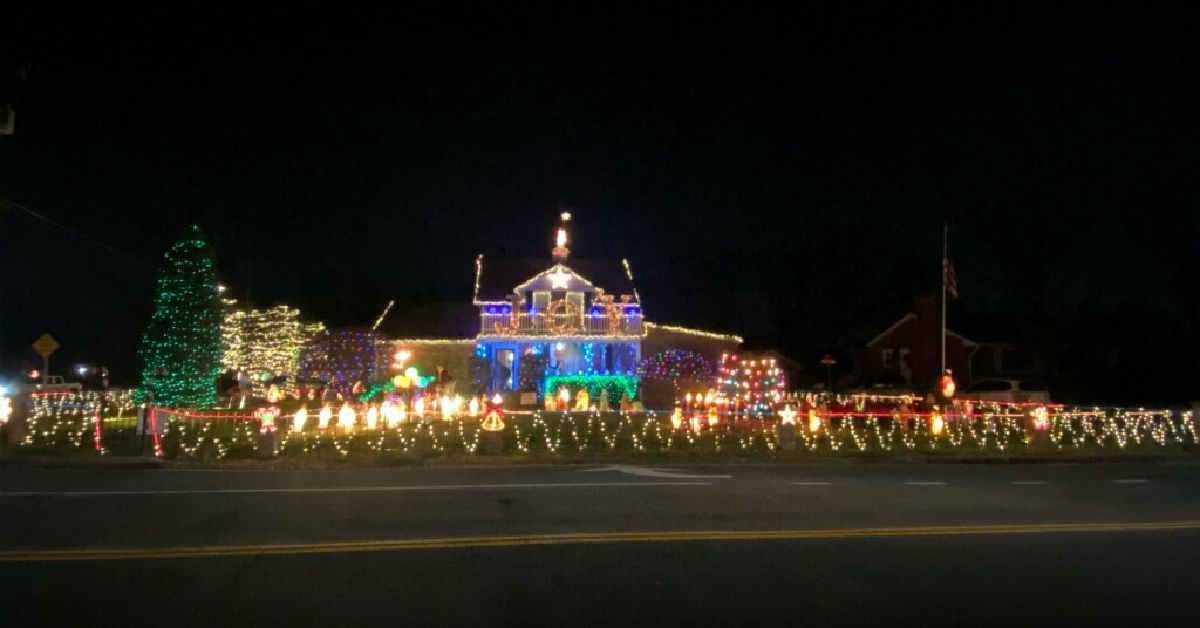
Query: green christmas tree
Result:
<box><xmin>136</xmin><ymin>226</ymin><xmax>224</xmax><ymax>407</ymax></box>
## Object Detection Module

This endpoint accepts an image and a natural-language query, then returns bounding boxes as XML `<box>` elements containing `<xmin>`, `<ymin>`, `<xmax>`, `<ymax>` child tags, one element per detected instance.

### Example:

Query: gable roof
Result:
<box><xmin>866</xmin><ymin>313</ymin><xmax>977</xmax><ymax>348</ymax></box>
<box><xmin>514</xmin><ymin>264</ymin><xmax>597</xmax><ymax>293</ymax></box>
<box><xmin>474</xmin><ymin>256</ymin><xmax>639</xmax><ymax>304</ymax></box>
<box><xmin>376</xmin><ymin>301</ymin><xmax>480</xmax><ymax>338</ymax></box>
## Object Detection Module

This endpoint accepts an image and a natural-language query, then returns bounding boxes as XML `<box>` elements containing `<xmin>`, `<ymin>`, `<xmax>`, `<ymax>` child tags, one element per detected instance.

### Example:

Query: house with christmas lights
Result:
<box><xmin>374</xmin><ymin>213</ymin><xmax>746</xmax><ymax>409</ymax></box>
<box><xmin>859</xmin><ymin>296</ymin><xmax>977</xmax><ymax>392</ymax></box>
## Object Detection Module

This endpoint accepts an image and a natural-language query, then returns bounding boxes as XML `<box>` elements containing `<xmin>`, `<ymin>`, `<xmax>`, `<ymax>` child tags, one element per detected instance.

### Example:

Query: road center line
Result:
<box><xmin>4</xmin><ymin>521</ymin><xmax>1198</xmax><ymax>562</ymax></box>
<box><xmin>791</xmin><ymin>482</ymin><xmax>832</xmax><ymax>486</ymax></box>
<box><xmin>0</xmin><ymin>482</ymin><xmax>712</xmax><ymax>497</ymax></box>
<box><xmin>1011</xmin><ymin>481</ymin><xmax>1049</xmax><ymax>485</ymax></box>
<box><xmin>1112</xmin><ymin>479</ymin><xmax>1150</xmax><ymax>484</ymax></box>
<box><xmin>905</xmin><ymin>481</ymin><xmax>947</xmax><ymax>485</ymax></box>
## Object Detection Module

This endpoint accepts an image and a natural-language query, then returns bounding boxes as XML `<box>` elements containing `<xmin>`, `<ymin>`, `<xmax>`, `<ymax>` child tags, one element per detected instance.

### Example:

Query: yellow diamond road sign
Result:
<box><xmin>32</xmin><ymin>333</ymin><xmax>59</xmax><ymax>357</ymax></box>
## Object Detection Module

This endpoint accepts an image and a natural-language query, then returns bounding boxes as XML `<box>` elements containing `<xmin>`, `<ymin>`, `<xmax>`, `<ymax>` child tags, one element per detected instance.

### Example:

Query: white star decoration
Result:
<box><xmin>778</xmin><ymin>405</ymin><xmax>797</xmax><ymax>425</ymax></box>
<box><xmin>548</xmin><ymin>269</ymin><xmax>572</xmax><ymax>289</ymax></box>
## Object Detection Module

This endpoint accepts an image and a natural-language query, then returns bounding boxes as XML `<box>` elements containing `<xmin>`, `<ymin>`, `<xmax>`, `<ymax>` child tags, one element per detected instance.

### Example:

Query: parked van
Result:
<box><xmin>963</xmin><ymin>379</ymin><xmax>1050</xmax><ymax>404</ymax></box>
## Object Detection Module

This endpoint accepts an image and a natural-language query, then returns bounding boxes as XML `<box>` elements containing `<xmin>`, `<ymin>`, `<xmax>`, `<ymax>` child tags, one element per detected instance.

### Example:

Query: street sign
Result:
<box><xmin>32</xmin><ymin>333</ymin><xmax>59</xmax><ymax>357</ymax></box>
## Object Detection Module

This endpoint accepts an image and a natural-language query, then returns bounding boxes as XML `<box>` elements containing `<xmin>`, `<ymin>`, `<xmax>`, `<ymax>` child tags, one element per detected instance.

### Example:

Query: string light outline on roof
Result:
<box><xmin>622</xmin><ymin>258</ymin><xmax>642</xmax><ymax>303</ymax></box>
<box><xmin>473</xmin><ymin>254</ymin><xmax>484</xmax><ymax>303</ymax></box>
<box><xmin>644</xmin><ymin>321</ymin><xmax>743</xmax><ymax>344</ymax></box>
<box><xmin>386</xmin><ymin>338</ymin><xmax>477</xmax><ymax>345</ymax></box>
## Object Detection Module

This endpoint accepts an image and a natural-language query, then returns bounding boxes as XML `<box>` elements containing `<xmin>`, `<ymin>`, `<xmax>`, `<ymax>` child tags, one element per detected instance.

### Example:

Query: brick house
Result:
<box><xmin>859</xmin><ymin>297</ymin><xmax>978</xmax><ymax>392</ymax></box>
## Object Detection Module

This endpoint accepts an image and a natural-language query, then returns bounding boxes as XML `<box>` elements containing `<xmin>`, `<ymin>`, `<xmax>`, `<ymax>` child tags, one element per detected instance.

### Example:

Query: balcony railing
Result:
<box><xmin>479</xmin><ymin>312</ymin><xmax>644</xmax><ymax>337</ymax></box>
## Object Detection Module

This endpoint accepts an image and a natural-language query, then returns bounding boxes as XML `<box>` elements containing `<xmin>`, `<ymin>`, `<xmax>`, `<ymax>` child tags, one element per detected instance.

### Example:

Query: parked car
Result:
<box><xmin>963</xmin><ymin>378</ymin><xmax>1050</xmax><ymax>404</ymax></box>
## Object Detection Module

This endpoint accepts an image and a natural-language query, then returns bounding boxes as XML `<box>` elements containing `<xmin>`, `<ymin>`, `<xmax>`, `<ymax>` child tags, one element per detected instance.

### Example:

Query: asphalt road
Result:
<box><xmin>2</xmin><ymin>462</ymin><xmax>1198</xmax><ymax>627</ymax></box>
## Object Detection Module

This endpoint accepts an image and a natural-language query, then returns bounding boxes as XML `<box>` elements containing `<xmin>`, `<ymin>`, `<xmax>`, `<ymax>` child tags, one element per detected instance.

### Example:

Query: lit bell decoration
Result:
<box><xmin>292</xmin><ymin>407</ymin><xmax>307</xmax><ymax>432</ymax></box>
<box><xmin>318</xmin><ymin>405</ymin><xmax>332</xmax><ymax>429</ymax></box>
<box><xmin>931</xmin><ymin>412</ymin><xmax>944</xmax><ymax>435</ymax></box>
<box><xmin>481</xmin><ymin>410</ymin><xmax>505</xmax><ymax>432</ymax></box>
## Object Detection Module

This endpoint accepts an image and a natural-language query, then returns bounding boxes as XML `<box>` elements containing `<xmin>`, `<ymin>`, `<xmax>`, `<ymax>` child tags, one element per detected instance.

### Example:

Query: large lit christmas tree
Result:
<box><xmin>136</xmin><ymin>226</ymin><xmax>224</xmax><ymax>407</ymax></box>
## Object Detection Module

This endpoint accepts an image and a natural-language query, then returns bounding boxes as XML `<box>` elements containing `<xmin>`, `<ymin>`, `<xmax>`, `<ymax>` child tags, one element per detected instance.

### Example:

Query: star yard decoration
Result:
<box><xmin>778</xmin><ymin>405</ymin><xmax>797</xmax><ymax>425</ymax></box>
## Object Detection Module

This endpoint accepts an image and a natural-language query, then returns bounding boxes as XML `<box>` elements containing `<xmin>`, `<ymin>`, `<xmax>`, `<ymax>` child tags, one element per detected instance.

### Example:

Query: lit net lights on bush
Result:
<box><xmin>717</xmin><ymin>353</ymin><xmax>786</xmax><ymax>414</ymax></box>
<box><xmin>136</xmin><ymin>227</ymin><xmax>226</xmax><ymax>407</ymax></box>
<box><xmin>223</xmin><ymin>305</ymin><xmax>324</xmax><ymax>395</ymax></box>
<box><xmin>544</xmin><ymin>375</ymin><xmax>639</xmax><ymax>407</ymax></box>
<box><xmin>636</xmin><ymin>350</ymin><xmax>714</xmax><ymax>390</ymax></box>
<box><xmin>298</xmin><ymin>329</ymin><xmax>386</xmax><ymax>393</ymax></box>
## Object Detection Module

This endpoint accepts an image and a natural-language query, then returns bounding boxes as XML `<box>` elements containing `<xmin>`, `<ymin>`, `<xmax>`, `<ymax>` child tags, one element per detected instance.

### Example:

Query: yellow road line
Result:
<box><xmin>3</xmin><ymin>521</ymin><xmax>1199</xmax><ymax>562</ymax></box>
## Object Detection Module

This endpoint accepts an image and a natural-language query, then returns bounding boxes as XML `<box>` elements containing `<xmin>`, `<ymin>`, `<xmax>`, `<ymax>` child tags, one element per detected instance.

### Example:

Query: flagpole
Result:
<box><xmin>941</xmin><ymin>222</ymin><xmax>948</xmax><ymax>375</ymax></box>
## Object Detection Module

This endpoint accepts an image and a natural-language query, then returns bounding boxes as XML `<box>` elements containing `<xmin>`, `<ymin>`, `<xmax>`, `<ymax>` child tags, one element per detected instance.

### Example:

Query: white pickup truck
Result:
<box><xmin>34</xmin><ymin>375</ymin><xmax>82</xmax><ymax>392</ymax></box>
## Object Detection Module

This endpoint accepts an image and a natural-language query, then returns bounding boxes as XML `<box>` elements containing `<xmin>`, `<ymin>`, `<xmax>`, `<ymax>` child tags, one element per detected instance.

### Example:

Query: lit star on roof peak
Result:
<box><xmin>548</xmin><ymin>267</ymin><xmax>572</xmax><ymax>289</ymax></box>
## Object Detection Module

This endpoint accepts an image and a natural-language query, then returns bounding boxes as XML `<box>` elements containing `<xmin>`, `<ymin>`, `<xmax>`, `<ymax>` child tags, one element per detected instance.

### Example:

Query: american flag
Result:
<box><xmin>943</xmin><ymin>259</ymin><xmax>958</xmax><ymax>298</ymax></box>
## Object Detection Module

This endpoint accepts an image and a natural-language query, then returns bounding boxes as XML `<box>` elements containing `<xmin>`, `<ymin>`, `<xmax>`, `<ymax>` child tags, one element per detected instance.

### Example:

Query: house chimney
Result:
<box><xmin>915</xmin><ymin>295</ymin><xmax>938</xmax><ymax>323</ymax></box>
<box><xmin>551</xmin><ymin>212</ymin><xmax>571</xmax><ymax>261</ymax></box>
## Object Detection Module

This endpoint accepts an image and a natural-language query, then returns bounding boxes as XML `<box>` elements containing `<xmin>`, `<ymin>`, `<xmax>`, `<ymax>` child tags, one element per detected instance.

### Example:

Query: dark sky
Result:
<box><xmin>2</xmin><ymin>6</ymin><xmax>1198</xmax><ymax>392</ymax></box>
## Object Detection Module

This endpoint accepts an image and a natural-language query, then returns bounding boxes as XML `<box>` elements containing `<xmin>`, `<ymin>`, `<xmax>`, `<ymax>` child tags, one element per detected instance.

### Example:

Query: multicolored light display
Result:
<box><xmin>637</xmin><ymin>350</ymin><xmax>714</xmax><ymax>389</ymax></box>
<box><xmin>298</xmin><ymin>329</ymin><xmax>386</xmax><ymax>393</ymax></box>
<box><xmin>717</xmin><ymin>353</ymin><xmax>786</xmax><ymax>414</ymax></box>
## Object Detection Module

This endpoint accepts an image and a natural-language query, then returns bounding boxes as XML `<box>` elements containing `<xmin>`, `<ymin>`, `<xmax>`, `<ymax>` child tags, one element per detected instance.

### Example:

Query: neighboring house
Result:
<box><xmin>859</xmin><ymin>297</ymin><xmax>978</xmax><ymax>392</ymax></box>
<box><xmin>970</xmin><ymin>343</ymin><xmax>1045</xmax><ymax>380</ymax></box>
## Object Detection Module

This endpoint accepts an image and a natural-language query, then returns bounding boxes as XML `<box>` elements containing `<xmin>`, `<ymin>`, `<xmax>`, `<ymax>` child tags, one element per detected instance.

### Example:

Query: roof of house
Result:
<box><xmin>376</xmin><ymin>302</ymin><xmax>480</xmax><ymax>338</ymax></box>
<box><xmin>474</xmin><ymin>256</ymin><xmax>639</xmax><ymax>303</ymax></box>
<box><xmin>866</xmin><ymin>313</ymin><xmax>977</xmax><ymax>348</ymax></box>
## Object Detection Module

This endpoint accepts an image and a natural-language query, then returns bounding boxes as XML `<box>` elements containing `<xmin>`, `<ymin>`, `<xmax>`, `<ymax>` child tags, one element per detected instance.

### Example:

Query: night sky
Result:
<box><xmin>2</xmin><ymin>7</ymin><xmax>1197</xmax><ymax>401</ymax></box>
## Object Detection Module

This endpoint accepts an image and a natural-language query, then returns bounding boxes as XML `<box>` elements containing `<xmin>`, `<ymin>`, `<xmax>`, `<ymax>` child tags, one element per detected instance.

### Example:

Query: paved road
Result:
<box><xmin>2</xmin><ymin>463</ymin><xmax>1198</xmax><ymax>626</ymax></box>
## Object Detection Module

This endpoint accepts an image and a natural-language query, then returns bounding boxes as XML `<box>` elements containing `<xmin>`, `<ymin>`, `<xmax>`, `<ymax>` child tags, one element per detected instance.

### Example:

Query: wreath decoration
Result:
<box><xmin>545</xmin><ymin>299</ymin><xmax>581</xmax><ymax>334</ymax></box>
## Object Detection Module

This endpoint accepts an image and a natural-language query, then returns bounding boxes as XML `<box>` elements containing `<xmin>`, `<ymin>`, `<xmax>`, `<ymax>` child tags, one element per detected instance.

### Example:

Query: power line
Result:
<box><xmin>1</xmin><ymin>198</ymin><xmax>160</xmax><ymax>271</ymax></box>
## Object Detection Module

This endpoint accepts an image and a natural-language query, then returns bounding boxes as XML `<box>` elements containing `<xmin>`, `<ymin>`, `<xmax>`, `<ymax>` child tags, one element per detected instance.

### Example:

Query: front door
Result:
<box><xmin>495</xmin><ymin>349</ymin><xmax>515</xmax><ymax>392</ymax></box>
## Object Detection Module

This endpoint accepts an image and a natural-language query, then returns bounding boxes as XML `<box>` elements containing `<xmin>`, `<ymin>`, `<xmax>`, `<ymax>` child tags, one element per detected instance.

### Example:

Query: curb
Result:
<box><xmin>0</xmin><ymin>456</ymin><xmax>166</xmax><ymax>470</ymax></box>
